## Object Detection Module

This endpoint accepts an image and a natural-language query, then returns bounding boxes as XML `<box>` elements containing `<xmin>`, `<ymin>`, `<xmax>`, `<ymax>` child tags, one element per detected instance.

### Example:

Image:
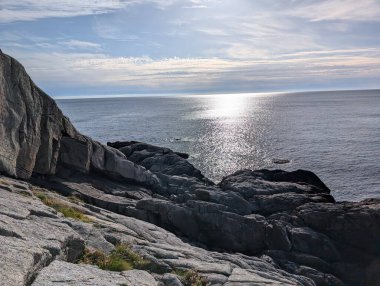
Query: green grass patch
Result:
<box><xmin>81</xmin><ymin>244</ymin><xmax>209</xmax><ymax>284</ymax></box>
<box><xmin>35</xmin><ymin>191</ymin><xmax>92</xmax><ymax>223</ymax></box>
<box><xmin>175</xmin><ymin>269</ymin><xmax>210</xmax><ymax>286</ymax></box>
<box><xmin>80</xmin><ymin>244</ymin><xmax>160</xmax><ymax>272</ymax></box>
<box><xmin>81</xmin><ymin>248</ymin><xmax>133</xmax><ymax>271</ymax></box>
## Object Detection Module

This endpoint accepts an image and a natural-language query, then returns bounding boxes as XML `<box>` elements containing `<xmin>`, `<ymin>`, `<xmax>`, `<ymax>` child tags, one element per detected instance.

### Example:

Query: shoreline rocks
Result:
<box><xmin>1</xmin><ymin>52</ymin><xmax>379</xmax><ymax>286</ymax></box>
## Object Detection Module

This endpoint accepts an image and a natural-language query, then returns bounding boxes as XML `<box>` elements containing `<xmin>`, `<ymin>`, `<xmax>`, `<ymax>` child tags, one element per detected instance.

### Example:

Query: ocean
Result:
<box><xmin>56</xmin><ymin>90</ymin><xmax>380</xmax><ymax>202</ymax></box>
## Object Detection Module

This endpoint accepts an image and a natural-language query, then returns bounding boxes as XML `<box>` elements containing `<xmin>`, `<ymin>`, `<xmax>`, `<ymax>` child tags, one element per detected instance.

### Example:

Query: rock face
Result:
<box><xmin>0</xmin><ymin>52</ymin><xmax>379</xmax><ymax>286</ymax></box>
<box><xmin>0</xmin><ymin>51</ymin><xmax>158</xmax><ymax>187</ymax></box>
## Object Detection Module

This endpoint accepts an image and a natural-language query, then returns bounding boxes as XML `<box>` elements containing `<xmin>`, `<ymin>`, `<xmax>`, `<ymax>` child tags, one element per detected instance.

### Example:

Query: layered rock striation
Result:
<box><xmin>0</xmin><ymin>51</ymin><xmax>379</xmax><ymax>286</ymax></box>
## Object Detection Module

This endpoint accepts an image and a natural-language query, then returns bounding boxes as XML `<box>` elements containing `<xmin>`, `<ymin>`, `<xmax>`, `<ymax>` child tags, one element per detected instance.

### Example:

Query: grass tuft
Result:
<box><xmin>175</xmin><ymin>269</ymin><xmax>210</xmax><ymax>286</ymax></box>
<box><xmin>0</xmin><ymin>178</ymin><xmax>10</xmax><ymax>185</ymax></box>
<box><xmin>81</xmin><ymin>244</ymin><xmax>209</xmax><ymax>284</ymax></box>
<box><xmin>80</xmin><ymin>243</ymin><xmax>159</xmax><ymax>272</ymax></box>
<box><xmin>81</xmin><ymin>248</ymin><xmax>133</xmax><ymax>271</ymax></box>
<box><xmin>35</xmin><ymin>192</ymin><xmax>92</xmax><ymax>223</ymax></box>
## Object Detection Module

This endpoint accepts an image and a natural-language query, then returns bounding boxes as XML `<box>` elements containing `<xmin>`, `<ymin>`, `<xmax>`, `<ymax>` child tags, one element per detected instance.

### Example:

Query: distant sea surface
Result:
<box><xmin>56</xmin><ymin>90</ymin><xmax>380</xmax><ymax>201</ymax></box>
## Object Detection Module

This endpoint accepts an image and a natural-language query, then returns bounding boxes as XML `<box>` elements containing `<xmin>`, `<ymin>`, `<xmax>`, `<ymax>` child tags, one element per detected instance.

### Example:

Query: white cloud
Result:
<box><xmin>7</xmin><ymin>48</ymin><xmax>380</xmax><ymax>93</ymax></box>
<box><xmin>0</xmin><ymin>0</ymin><xmax>212</xmax><ymax>22</ymax></box>
<box><xmin>0</xmin><ymin>0</ymin><xmax>128</xmax><ymax>23</ymax></box>
<box><xmin>61</xmin><ymin>40</ymin><xmax>102</xmax><ymax>50</ymax></box>
<box><xmin>2</xmin><ymin>0</ymin><xmax>380</xmax><ymax>93</ymax></box>
<box><xmin>289</xmin><ymin>0</ymin><xmax>380</xmax><ymax>22</ymax></box>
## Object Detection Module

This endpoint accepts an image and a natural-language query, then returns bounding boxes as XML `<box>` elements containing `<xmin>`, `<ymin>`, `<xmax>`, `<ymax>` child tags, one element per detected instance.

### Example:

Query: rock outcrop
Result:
<box><xmin>0</xmin><ymin>51</ymin><xmax>379</xmax><ymax>286</ymax></box>
<box><xmin>0</xmin><ymin>51</ymin><xmax>158</xmax><ymax>187</ymax></box>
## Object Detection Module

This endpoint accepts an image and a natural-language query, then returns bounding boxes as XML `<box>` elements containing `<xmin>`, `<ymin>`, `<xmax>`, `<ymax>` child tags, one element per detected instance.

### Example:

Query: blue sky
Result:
<box><xmin>1</xmin><ymin>0</ymin><xmax>380</xmax><ymax>97</ymax></box>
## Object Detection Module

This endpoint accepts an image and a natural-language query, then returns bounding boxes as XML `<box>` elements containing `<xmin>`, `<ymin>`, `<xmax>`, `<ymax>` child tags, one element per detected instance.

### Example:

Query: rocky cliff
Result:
<box><xmin>0</xmin><ymin>51</ymin><xmax>379</xmax><ymax>286</ymax></box>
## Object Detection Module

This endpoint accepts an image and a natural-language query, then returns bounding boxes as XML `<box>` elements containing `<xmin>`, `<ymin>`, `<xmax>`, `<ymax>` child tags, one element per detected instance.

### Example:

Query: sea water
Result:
<box><xmin>56</xmin><ymin>90</ymin><xmax>380</xmax><ymax>201</ymax></box>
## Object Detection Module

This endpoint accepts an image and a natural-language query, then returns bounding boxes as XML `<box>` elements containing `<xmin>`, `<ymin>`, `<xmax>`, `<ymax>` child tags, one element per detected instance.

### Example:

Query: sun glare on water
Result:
<box><xmin>206</xmin><ymin>93</ymin><xmax>251</xmax><ymax>118</ymax></box>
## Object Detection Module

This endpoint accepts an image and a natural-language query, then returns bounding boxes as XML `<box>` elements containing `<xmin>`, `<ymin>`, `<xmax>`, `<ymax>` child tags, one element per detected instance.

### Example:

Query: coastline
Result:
<box><xmin>55</xmin><ymin>90</ymin><xmax>380</xmax><ymax>202</ymax></box>
<box><xmin>1</xmin><ymin>51</ymin><xmax>379</xmax><ymax>286</ymax></box>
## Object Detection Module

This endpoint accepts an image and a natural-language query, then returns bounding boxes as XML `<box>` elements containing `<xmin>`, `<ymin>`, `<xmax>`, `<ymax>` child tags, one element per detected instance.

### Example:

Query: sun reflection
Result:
<box><xmin>207</xmin><ymin>93</ymin><xmax>250</xmax><ymax>118</ymax></box>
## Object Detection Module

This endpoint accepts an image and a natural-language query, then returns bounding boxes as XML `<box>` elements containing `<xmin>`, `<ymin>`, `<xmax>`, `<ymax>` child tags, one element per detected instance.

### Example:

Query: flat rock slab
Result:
<box><xmin>225</xmin><ymin>268</ymin><xmax>306</xmax><ymax>286</ymax></box>
<box><xmin>32</xmin><ymin>261</ymin><xmax>158</xmax><ymax>286</ymax></box>
<box><xmin>0</xmin><ymin>176</ymin><xmax>84</xmax><ymax>286</ymax></box>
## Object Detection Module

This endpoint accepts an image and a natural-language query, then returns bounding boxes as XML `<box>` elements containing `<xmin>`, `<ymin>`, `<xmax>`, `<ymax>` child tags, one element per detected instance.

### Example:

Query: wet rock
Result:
<box><xmin>273</xmin><ymin>159</ymin><xmax>290</xmax><ymax>164</ymax></box>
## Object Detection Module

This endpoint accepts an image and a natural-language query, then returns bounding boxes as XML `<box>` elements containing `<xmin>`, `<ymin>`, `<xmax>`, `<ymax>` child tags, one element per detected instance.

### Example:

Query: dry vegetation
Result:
<box><xmin>35</xmin><ymin>191</ymin><xmax>92</xmax><ymax>223</ymax></box>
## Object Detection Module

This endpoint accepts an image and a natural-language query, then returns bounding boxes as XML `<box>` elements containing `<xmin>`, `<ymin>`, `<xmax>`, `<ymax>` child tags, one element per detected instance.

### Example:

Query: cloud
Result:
<box><xmin>289</xmin><ymin>0</ymin><xmax>380</xmax><ymax>22</ymax></box>
<box><xmin>0</xmin><ymin>0</ymin><xmax>129</xmax><ymax>23</ymax></box>
<box><xmin>0</xmin><ymin>0</ymin><xmax>212</xmax><ymax>23</ymax></box>
<box><xmin>2</xmin><ymin>0</ymin><xmax>379</xmax><ymax>94</ymax></box>
<box><xmin>0</xmin><ymin>31</ymin><xmax>102</xmax><ymax>52</ymax></box>
<box><xmin>61</xmin><ymin>40</ymin><xmax>102</xmax><ymax>50</ymax></box>
<box><xmin>6</xmin><ymin>48</ymin><xmax>380</xmax><ymax>94</ymax></box>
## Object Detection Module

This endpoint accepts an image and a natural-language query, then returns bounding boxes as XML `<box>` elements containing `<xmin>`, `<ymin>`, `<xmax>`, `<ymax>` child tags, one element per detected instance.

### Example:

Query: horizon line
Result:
<box><xmin>53</xmin><ymin>88</ymin><xmax>380</xmax><ymax>100</ymax></box>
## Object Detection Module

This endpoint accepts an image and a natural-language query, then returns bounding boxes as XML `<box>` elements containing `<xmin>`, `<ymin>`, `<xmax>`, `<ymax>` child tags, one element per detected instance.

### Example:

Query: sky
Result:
<box><xmin>1</xmin><ymin>0</ymin><xmax>380</xmax><ymax>97</ymax></box>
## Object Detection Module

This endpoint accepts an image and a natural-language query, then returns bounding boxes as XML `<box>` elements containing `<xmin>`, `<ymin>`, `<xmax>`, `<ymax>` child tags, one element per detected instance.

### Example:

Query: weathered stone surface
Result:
<box><xmin>57</xmin><ymin>136</ymin><xmax>91</xmax><ymax>173</ymax></box>
<box><xmin>32</xmin><ymin>261</ymin><xmax>158</xmax><ymax>286</ymax></box>
<box><xmin>0</xmin><ymin>176</ymin><xmax>84</xmax><ymax>286</ymax></box>
<box><xmin>160</xmin><ymin>273</ymin><xmax>183</xmax><ymax>286</ymax></box>
<box><xmin>0</xmin><ymin>52</ymin><xmax>160</xmax><ymax>190</ymax></box>
<box><xmin>224</xmin><ymin>268</ymin><xmax>313</xmax><ymax>286</ymax></box>
<box><xmin>90</xmin><ymin>141</ymin><xmax>159</xmax><ymax>186</ymax></box>
<box><xmin>0</xmin><ymin>52</ymin><xmax>63</xmax><ymax>178</ymax></box>
<box><xmin>28</xmin><ymin>164</ymin><xmax>380</xmax><ymax>286</ymax></box>
<box><xmin>20</xmin><ymin>182</ymin><xmax>315</xmax><ymax>286</ymax></box>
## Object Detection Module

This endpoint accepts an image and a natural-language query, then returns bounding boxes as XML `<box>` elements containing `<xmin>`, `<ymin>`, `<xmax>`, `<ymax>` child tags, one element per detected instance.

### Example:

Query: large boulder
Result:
<box><xmin>0</xmin><ymin>51</ymin><xmax>158</xmax><ymax>188</ymax></box>
<box><xmin>0</xmin><ymin>52</ymin><xmax>64</xmax><ymax>178</ymax></box>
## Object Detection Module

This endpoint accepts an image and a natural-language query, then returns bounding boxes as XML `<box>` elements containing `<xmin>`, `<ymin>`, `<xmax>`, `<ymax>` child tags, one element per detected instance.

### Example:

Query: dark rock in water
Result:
<box><xmin>0</xmin><ymin>52</ymin><xmax>379</xmax><ymax>286</ymax></box>
<box><xmin>273</xmin><ymin>158</ymin><xmax>290</xmax><ymax>164</ymax></box>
